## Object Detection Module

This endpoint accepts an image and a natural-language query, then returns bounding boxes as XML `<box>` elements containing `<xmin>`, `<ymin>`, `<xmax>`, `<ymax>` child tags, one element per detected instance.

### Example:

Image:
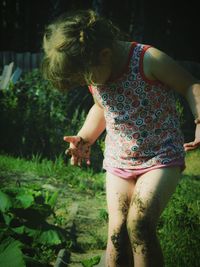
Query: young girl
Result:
<box><xmin>42</xmin><ymin>9</ymin><xmax>200</xmax><ymax>267</ymax></box>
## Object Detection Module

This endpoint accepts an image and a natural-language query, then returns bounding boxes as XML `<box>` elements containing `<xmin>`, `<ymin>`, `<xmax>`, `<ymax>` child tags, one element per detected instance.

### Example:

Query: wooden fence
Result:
<box><xmin>0</xmin><ymin>51</ymin><xmax>43</xmax><ymax>72</ymax></box>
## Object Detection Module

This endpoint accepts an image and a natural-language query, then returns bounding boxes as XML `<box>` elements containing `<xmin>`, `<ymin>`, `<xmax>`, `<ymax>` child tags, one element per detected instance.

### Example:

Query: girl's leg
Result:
<box><xmin>127</xmin><ymin>167</ymin><xmax>181</xmax><ymax>267</ymax></box>
<box><xmin>105</xmin><ymin>172</ymin><xmax>135</xmax><ymax>267</ymax></box>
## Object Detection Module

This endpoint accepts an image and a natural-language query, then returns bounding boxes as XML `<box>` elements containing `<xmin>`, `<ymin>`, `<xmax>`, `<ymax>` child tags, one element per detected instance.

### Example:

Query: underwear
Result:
<box><xmin>104</xmin><ymin>158</ymin><xmax>185</xmax><ymax>180</ymax></box>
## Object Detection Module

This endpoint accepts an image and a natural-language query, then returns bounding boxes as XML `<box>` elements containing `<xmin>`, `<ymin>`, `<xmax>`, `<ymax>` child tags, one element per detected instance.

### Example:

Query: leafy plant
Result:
<box><xmin>0</xmin><ymin>238</ymin><xmax>26</xmax><ymax>267</ymax></box>
<box><xmin>81</xmin><ymin>255</ymin><xmax>101</xmax><ymax>267</ymax></box>
<box><xmin>0</xmin><ymin>69</ymin><xmax>105</xmax><ymax>171</ymax></box>
<box><xmin>0</xmin><ymin>186</ymin><xmax>71</xmax><ymax>266</ymax></box>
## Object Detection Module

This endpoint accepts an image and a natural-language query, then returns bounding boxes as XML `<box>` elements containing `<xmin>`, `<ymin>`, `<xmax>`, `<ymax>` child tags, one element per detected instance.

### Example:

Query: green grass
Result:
<box><xmin>0</xmin><ymin>149</ymin><xmax>199</xmax><ymax>181</ymax></box>
<box><xmin>183</xmin><ymin>149</ymin><xmax>200</xmax><ymax>176</ymax></box>
<box><xmin>0</xmin><ymin>149</ymin><xmax>199</xmax><ymax>196</ymax></box>
<box><xmin>0</xmin><ymin>153</ymin><xmax>105</xmax><ymax>193</ymax></box>
<box><xmin>0</xmin><ymin>150</ymin><xmax>199</xmax><ymax>266</ymax></box>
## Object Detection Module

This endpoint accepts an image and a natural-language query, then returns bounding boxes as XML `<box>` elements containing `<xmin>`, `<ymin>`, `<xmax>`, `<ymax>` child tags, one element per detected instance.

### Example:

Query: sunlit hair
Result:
<box><xmin>41</xmin><ymin>9</ymin><xmax>121</xmax><ymax>91</ymax></box>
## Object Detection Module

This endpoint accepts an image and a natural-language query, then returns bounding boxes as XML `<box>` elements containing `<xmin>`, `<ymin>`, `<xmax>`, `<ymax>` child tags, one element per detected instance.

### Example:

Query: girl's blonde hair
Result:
<box><xmin>42</xmin><ymin>9</ymin><xmax>121</xmax><ymax>91</ymax></box>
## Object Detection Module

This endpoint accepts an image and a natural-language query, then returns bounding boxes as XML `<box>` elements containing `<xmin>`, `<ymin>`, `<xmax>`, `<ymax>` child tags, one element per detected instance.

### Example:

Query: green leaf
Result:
<box><xmin>0</xmin><ymin>190</ymin><xmax>12</xmax><ymax>212</ymax></box>
<box><xmin>25</xmin><ymin>227</ymin><xmax>39</xmax><ymax>238</ymax></box>
<box><xmin>3</xmin><ymin>213</ymin><xmax>14</xmax><ymax>225</ymax></box>
<box><xmin>81</xmin><ymin>255</ymin><xmax>101</xmax><ymax>267</ymax></box>
<box><xmin>45</xmin><ymin>191</ymin><xmax>58</xmax><ymax>208</ymax></box>
<box><xmin>16</xmin><ymin>193</ymin><xmax>34</xmax><ymax>208</ymax></box>
<box><xmin>11</xmin><ymin>226</ymin><xmax>25</xmax><ymax>235</ymax></box>
<box><xmin>37</xmin><ymin>229</ymin><xmax>62</xmax><ymax>245</ymax></box>
<box><xmin>0</xmin><ymin>238</ymin><xmax>25</xmax><ymax>267</ymax></box>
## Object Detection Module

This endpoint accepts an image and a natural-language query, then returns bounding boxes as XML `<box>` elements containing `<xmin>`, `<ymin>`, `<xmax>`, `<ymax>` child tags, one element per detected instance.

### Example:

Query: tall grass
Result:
<box><xmin>0</xmin><ymin>154</ymin><xmax>105</xmax><ymax>193</ymax></box>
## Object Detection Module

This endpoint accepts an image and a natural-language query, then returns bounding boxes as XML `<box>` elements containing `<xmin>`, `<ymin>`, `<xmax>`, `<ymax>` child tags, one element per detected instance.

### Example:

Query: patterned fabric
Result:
<box><xmin>89</xmin><ymin>42</ymin><xmax>185</xmax><ymax>169</ymax></box>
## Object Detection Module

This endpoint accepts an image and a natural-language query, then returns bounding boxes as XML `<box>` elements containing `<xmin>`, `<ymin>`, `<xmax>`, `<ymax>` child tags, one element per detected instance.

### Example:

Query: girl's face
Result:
<box><xmin>90</xmin><ymin>48</ymin><xmax>113</xmax><ymax>85</ymax></box>
<box><xmin>68</xmin><ymin>48</ymin><xmax>113</xmax><ymax>88</ymax></box>
<box><xmin>90</xmin><ymin>64</ymin><xmax>112</xmax><ymax>85</ymax></box>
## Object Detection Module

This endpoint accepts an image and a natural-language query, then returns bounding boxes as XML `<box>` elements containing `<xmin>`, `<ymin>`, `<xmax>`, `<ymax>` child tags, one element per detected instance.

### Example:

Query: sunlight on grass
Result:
<box><xmin>183</xmin><ymin>149</ymin><xmax>200</xmax><ymax>176</ymax></box>
<box><xmin>1</xmin><ymin>150</ymin><xmax>199</xmax><ymax>179</ymax></box>
<box><xmin>0</xmin><ymin>154</ymin><xmax>105</xmax><ymax>193</ymax></box>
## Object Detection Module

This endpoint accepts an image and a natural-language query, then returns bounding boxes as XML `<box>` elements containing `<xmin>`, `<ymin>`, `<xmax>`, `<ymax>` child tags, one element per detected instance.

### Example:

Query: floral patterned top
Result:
<box><xmin>89</xmin><ymin>42</ymin><xmax>185</xmax><ymax>169</ymax></box>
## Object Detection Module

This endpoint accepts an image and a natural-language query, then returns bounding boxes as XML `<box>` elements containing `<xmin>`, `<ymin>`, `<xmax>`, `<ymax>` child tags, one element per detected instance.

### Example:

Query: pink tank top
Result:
<box><xmin>89</xmin><ymin>42</ymin><xmax>185</xmax><ymax>169</ymax></box>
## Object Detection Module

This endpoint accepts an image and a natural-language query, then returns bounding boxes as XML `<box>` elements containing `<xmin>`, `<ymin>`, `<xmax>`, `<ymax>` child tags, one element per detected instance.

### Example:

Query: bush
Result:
<box><xmin>158</xmin><ymin>176</ymin><xmax>200</xmax><ymax>267</ymax></box>
<box><xmin>0</xmin><ymin>69</ymin><xmax>105</xmax><ymax>170</ymax></box>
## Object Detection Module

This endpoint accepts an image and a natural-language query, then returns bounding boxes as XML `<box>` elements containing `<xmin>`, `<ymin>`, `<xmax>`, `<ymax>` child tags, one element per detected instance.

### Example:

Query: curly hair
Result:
<box><xmin>41</xmin><ymin>9</ymin><xmax>122</xmax><ymax>91</ymax></box>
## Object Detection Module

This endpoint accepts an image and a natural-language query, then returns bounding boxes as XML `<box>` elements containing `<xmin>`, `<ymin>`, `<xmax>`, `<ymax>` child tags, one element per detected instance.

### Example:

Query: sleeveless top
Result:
<box><xmin>89</xmin><ymin>42</ymin><xmax>185</xmax><ymax>169</ymax></box>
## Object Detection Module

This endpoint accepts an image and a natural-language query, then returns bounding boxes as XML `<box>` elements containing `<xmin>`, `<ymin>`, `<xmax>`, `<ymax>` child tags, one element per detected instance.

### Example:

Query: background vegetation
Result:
<box><xmin>0</xmin><ymin>70</ymin><xmax>105</xmax><ymax>172</ymax></box>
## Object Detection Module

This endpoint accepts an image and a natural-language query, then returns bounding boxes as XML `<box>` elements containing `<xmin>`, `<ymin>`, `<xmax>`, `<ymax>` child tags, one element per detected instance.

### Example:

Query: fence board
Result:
<box><xmin>0</xmin><ymin>51</ymin><xmax>43</xmax><ymax>72</ymax></box>
<box><xmin>0</xmin><ymin>62</ymin><xmax>14</xmax><ymax>89</ymax></box>
<box><xmin>23</xmin><ymin>52</ymin><xmax>31</xmax><ymax>72</ymax></box>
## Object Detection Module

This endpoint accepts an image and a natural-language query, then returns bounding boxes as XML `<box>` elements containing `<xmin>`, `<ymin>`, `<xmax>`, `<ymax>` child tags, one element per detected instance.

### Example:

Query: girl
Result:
<box><xmin>42</xmin><ymin>10</ymin><xmax>200</xmax><ymax>267</ymax></box>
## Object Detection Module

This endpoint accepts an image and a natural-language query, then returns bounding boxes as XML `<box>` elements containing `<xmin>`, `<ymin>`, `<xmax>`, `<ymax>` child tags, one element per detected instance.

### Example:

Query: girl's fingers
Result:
<box><xmin>65</xmin><ymin>148</ymin><xmax>71</xmax><ymax>156</ymax></box>
<box><xmin>184</xmin><ymin>141</ymin><xmax>200</xmax><ymax>151</ymax></box>
<box><xmin>64</xmin><ymin>136</ymin><xmax>91</xmax><ymax>166</ymax></box>
<box><xmin>65</xmin><ymin>147</ymin><xmax>76</xmax><ymax>156</ymax></box>
<box><xmin>86</xmin><ymin>158</ymin><xmax>91</xmax><ymax>165</ymax></box>
<box><xmin>63</xmin><ymin>136</ymin><xmax>81</xmax><ymax>146</ymax></box>
<box><xmin>65</xmin><ymin>147</ymin><xmax>80</xmax><ymax>157</ymax></box>
<box><xmin>71</xmin><ymin>155</ymin><xmax>78</xmax><ymax>165</ymax></box>
<box><xmin>78</xmin><ymin>158</ymin><xmax>82</xmax><ymax>167</ymax></box>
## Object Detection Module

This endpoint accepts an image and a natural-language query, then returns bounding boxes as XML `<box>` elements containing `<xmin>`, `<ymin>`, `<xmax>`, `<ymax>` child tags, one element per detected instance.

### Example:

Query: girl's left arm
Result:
<box><xmin>144</xmin><ymin>47</ymin><xmax>200</xmax><ymax>151</ymax></box>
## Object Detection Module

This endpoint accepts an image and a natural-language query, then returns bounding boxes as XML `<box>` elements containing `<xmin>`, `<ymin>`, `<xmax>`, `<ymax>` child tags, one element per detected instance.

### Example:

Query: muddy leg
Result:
<box><xmin>127</xmin><ymin>167</ymin><xmax>181</xmax><ymax>267</ymax></box>
<box><xmin>105</xmin><ymin>172</ymin><xmax>135</xmax><ymax>267</ymax></box>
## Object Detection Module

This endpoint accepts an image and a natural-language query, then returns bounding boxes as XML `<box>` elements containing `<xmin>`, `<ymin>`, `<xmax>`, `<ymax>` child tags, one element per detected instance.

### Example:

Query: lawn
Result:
<box><xmin>0</xmin><ymin>150</ymin><xmax>199</xmax><ymax>267</ymax></box>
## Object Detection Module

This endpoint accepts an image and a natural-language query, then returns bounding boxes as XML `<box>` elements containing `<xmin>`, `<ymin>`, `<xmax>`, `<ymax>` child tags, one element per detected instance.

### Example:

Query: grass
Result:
<box><xmin>0</xmin><ymin>153</ymin><xmax>105</xmax><ymax>194</ymax></box>
<box><xmin>0</xmin><ymin>149</ymin><xmax>199</xmax><ymax>185</ymax></box>
<box><xmin>0</xmin><ymin>149</ymin><xmax>199</xmax><ymax>196</ymax></box>
<box><xmin>0</xmin><ymin>150</ymin><xmax>199</xmax><ymax>266</ymax></box>
<box><xmin>183</xmin><ymin>149</ymin><xmax>200</xmax><ymax>176</ymax></box>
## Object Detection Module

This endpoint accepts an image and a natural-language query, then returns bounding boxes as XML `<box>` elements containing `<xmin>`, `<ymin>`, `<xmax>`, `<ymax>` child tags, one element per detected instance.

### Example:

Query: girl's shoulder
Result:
<box><xmin>131</xmin><ymin>42</ymin><xmax>157</xmax><ymax>82</ymax></box>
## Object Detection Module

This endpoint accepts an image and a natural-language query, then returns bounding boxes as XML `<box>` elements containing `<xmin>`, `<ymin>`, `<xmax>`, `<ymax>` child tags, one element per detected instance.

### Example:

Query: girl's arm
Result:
<box><xmin>64</xmin><ymin>99</ymin><xmax>106</xmax><ymax>166</ymax></box>
<box><xmin>144</xmin><ymin>47</ymin><xmax>200</xmax><ymax>151</ymax></box>
<box><xmin>77</xmin><ymin>99</ymin><xmax>106</xmax><ymax>144</ymax></box>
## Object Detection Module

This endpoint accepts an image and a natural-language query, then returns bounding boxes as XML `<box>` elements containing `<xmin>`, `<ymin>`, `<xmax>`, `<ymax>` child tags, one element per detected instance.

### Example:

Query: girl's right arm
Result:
<box><xmin>77</xmin><ymin>100</ymin><xmax>106</xmax><ymax>144</ymax></box>
<box><xmin>63</xmin><ymin>100</ymin><xmax>106</xmax><ymax>166</ymax></box>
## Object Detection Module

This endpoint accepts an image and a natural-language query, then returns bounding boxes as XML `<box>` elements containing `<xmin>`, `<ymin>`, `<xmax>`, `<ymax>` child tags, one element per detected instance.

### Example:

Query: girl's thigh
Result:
<box><xmin>106</xmin><ymin>172</ymin><xmax>136</xmax><ymax>218</ymax></box>
<box><xmin>130</xmin><ymin>167</ymin><xmax>181</xmax><ymax>220</ymax></box>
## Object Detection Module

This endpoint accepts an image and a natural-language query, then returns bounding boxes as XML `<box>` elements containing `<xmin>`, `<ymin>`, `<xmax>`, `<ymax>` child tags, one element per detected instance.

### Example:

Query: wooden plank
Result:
<box><xmin>9</xmin><ymin>51</ymin><xmax>15</xmax><ymax>63</ymax></box>
<box><xmin>0</xmin><ymin>51</ymin><xmax>46</xmax><ymax>72</ymax></box>
<box><xmin>36</xmin><ymin>52</ymin><xmax>43</xmax><ymax>69</ymax></box>
<box><xmin>0</xmin><ymin>52</ymin><xmax>3</xmax><ymax>67</ymax></box>
<box><xmin>0</xmin><ymin>62</ymin><xmax>14</xmax><ymax>89</ymax></box>
<box><xmin>0</xmin><ymin>65</ymin><xmax>8</xmax><ymax>86</ymax></box>
<box><xmin>31</xmin><ymin>53</ymin><xmax>38</xmax><ymax>69</ymax></box>
<box><xmin>16</xmin><ymin>53</ymin><xmax>24</xmax><ymax>69</ymax></box>
<box><xmin>2</xmin><ymin>51</ymin><xmax>10</xmax><ymax>66</ymax></box>
<box><xmin>23</xmin><ymin>52</ymin><xmax>31</xmax><ymax>72</ymax></box>
<box><xmin>10</xmin><ymin>67</ymin><xmax>22</xmax><ymax>84</ymax></box>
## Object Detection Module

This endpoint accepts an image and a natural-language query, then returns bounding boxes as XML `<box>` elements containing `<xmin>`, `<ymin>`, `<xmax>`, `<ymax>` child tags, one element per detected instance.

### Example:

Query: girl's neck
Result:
<box><xmin>109</xmin><ymin>41</ymin><xmax>132</xmax><ymax>81</ymax></box>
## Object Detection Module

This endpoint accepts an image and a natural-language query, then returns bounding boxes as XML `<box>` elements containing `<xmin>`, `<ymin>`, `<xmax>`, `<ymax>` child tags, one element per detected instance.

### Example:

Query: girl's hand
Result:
<box><xmin>184</xmin><ymin>124</ymin><xmax>200</xmax><ymax>151</ymax></box>
<box><xmin>63</xmin><ymin>136</ymin><xmax>91</xmax><ymax>166</ymax></box>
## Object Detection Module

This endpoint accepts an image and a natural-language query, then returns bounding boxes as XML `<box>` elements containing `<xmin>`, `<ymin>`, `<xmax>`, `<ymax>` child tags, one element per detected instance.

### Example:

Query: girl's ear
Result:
<box><xmin>99</xmin><ymin>48</ymin><xmax>112</xmax><ymax>65</ymax></box>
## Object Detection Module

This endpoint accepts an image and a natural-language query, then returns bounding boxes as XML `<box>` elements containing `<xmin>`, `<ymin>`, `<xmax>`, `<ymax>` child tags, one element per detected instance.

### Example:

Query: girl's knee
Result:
<box><xmin>108</xmin><ymin>216</ymin><xmax>127</xmax><ymax>241</ymax></box>
<box><xmin>110</xmin><ymin>220</ymin><xmax>127</xmax><ymax>250</ymax></box>
<box><xmin>127</xmin><ymin>195</ymin><xmax>157</xmax><ymax>242</ymax></box>
<box><xmin>128</xmin><ymin>214</ymin><xmax>155</xmax><ymax>240</ymax></box>
<box><xmin>127</xmin><ymin>213</ymin><xmax>157</xmax><ymax>255</ymax></box>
